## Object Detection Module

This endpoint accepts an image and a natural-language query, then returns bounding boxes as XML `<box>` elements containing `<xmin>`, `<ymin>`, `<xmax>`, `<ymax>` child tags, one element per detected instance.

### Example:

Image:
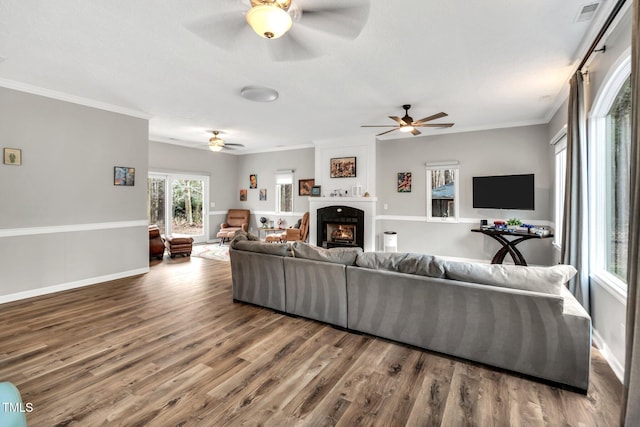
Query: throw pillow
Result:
<box><xmin>442</xmin><ymin>260</ymin><xmax>577</xmax><ymax>295</ymax></box>
<box><xmin>291</xmin><ymin>242</ymin><xmax>362</xmax><ymax>265</ymax></box>
<box><xmin>355</xmin><ymin>252</ymin><xmax>446</xmax><ymax>278</ymax></box>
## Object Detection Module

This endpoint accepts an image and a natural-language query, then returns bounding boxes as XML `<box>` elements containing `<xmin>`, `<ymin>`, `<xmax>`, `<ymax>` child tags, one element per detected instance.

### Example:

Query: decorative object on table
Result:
<box><xmin>330</xmin><ymin>157</ymin><xmax>356</xmax><ymax>178</ymax></box>
<box><xmin>249</xmin><ymin>174</ymin><xmax>257</xmax><ymax>189</ymax></box>
<box><xmin>397</xmin><ymin>172</ymin><xmax>412</xmax><ymax>192</ymax></box>
<box><xmin>260</xmin><ymin>217</ymin><xmax>268</xmax><ymax>228</ymax></box>
<box><xmin>298</xmin><ymin>178</ymin><xmax>315</xmax><ymax>195</ymax></box>
<box><xmin>240</xmin><ymin>189</ymin><xmax>247</xmax><ymax>201</ymax></box>
<box><xmin>277</xmin><ymin>218</ymin><xmax>284</xmax><ymax>228</ymax></box>
<box><xmin>494</xmin><ymin>220</ymin><xmax>506</xmax><ymax>230</ymax></box>
<box><xmin>310</xmin><ymin>185</ymin><xmax>322</xmax><ymax>197</ymax></box>
<box><xmin>259</xmin><ymin>188</ymin><xmax>267</xmax><ymax>201</ymax></box>
<box><xmin>114</xmin><ymin>166</ymin><xmax>135</xmax><ymax>186</ymax></box>
<box><xmin>3</xmin><ymin>148</ymin><xmax>22</xmax><ymax>165</ymax></box>
<box><xmin>364</xmin><ymin>191</ymin><xmax>370</xmax><ymax>197</ymax></box>
<box><xmin>506</xmin><ymin>218</ymin><xmax>522</xmax><ymax>231</ymax></box>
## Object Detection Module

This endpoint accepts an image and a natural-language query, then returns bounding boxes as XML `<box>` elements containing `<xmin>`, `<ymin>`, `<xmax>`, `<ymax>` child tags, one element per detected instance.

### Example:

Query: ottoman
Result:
<box><xmin>164</xmin><ymin>234</ymin><xmax>194</xmax><ymax>258</ymax></box>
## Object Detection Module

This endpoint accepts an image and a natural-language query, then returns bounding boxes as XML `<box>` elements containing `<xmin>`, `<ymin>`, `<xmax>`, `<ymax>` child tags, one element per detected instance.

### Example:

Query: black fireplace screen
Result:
<box><xmin>317</xmin><ymin>205</ymin><xmax>364</xmax><ymax>249</ymax></box>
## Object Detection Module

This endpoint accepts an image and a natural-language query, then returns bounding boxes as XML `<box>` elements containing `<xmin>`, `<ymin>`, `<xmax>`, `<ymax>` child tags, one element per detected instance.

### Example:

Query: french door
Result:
<box><xmin>148</xmin><ymin>173</ymin><xmax>209</xmax><ymax>244</ymax></box>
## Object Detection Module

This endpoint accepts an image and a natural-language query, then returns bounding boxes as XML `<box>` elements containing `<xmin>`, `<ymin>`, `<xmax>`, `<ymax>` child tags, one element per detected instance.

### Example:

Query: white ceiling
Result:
<box><xmin>0</xmin><ymin>0</ymin><xmax>609</xmax><ymax>153</ymax></box>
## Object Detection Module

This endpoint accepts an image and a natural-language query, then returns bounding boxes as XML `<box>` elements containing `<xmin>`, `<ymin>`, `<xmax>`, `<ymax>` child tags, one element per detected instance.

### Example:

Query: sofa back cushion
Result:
<box><xmin>442</xmin><ymin>260</ymin><xmax>577</xmax><ymax>295</ymax></box>
<box><xmin>355</xmin><ymin>252</ymin><xmax>446</xmax><ymax>278</ymax></box>
<box><xmin>291</xmin><ymin>242</ymin><xmax>362</xmax><ymax>265</ymax></box>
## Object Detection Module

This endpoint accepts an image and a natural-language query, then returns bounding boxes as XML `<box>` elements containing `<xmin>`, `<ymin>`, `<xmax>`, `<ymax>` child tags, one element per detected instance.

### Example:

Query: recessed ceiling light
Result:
<box><xmin>240</xmin><ymin>85</ymin><xmax>279</xmax><ymax>102</ymax></box>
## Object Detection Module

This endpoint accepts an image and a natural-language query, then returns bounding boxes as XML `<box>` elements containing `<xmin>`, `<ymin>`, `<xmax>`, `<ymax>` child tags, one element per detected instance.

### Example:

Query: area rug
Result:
<box><xmin>192</xmin><ymin>244</ymin><xmax>230</xmax><ymax>262</ymax></box>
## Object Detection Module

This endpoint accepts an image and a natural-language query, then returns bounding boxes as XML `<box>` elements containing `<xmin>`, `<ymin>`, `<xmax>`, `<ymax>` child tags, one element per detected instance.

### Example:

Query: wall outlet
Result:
<box><xmin>210</xmin><ymin>202</ymin><xmax>215</xmax><ymax>208</ymax></box>
<box><xmin>383</xmin><ymin>203</ymin><xmax>388</xmax><ymax>210</ymax></box>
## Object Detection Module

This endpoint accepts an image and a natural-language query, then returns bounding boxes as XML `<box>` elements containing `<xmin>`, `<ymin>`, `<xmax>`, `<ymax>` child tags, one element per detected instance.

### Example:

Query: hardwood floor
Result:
<box><xmin>0</xmin><ymin>256</ymin><xmax>623</xmax><ymax>426</ymax></box>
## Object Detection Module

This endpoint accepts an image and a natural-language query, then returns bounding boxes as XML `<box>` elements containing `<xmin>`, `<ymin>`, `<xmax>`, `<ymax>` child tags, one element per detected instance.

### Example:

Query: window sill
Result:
<box><xmin>590</xmin><ymin>272</ymin><xmax>628</xmax><ymax>306</ymax></box>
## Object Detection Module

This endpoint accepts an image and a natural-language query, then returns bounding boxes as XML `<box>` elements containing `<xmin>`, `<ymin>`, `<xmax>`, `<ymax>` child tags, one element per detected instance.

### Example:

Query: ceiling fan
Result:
<box><xmin>186</xmin><ymin>0</ymin><xmax>370</xmax><ymax>61</ymax></box>
<box><xmin>208</xmin><ymin>131</ymin><xmax>245</xmax><ymax>152</ymax></box>
<box><xmin>361</xmin><ymin>105</ymin><xmax>455</xmax><ymax>136</ymax></box>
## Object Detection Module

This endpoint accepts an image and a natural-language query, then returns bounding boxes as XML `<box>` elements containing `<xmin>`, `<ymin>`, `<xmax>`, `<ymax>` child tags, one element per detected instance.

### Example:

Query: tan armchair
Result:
<box><xmin>217</xmin><ymin>209</ymin><xmax>250</xmax><ymax>245</ymax></box>
<box><xmin>265</xmin><ymin>212</ymin><xmax>309</xmax><ymax>243</ymax></box>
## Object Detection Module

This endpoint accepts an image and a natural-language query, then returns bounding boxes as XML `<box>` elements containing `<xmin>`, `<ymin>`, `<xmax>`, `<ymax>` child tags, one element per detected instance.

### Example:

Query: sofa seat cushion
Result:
<box><xmin>355</xmin><ymin>252</ymin><xmax>446</xmax><ymax>278</ymax></box>
<box><xmin>291</xmin><ymin>242</ymin><xmax>362</xmax><ymax>265</ymax></box>
<box><xmin>442</xmin><ymin>260</ymin><xmax>577</xmax><ymax>295</ymax></box>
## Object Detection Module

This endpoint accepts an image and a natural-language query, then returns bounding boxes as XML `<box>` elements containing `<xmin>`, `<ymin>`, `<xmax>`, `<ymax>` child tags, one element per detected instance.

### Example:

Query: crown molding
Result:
<box><xmin>0</xmin><ymin>78</ymin><xmax>152</xmax><ymax>119</ymax></box>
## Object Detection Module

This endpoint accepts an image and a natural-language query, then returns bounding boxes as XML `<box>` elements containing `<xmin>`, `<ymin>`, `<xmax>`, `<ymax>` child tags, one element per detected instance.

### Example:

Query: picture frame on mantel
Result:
<box><xmin>330</xmin><ymin>157</ymin><xmax>356</xmax><ymax>178</ymax></box>
<box><xmin>310</xmin><ymin>185</ymin><xmax>322</xmax><ymax>197</ymax></box>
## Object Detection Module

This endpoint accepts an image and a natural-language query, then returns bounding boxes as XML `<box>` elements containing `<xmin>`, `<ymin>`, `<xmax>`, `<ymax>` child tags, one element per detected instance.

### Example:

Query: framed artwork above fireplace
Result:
<box><xmin>330</xmin><ymin>157</ymin><xmax>356</xmax><ymax>178</ymax></box>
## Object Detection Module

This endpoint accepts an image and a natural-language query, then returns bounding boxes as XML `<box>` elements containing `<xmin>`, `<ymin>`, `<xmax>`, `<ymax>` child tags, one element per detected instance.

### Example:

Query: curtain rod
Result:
<box><xmin>578</xmin><ymin>0</ymin><xmax>627</xmax><ymax>72</ymax></box>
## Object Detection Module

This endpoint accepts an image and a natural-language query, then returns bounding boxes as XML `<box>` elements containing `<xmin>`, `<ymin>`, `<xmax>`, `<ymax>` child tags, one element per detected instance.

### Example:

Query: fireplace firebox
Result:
<box><xmin>317</xmin><ymin>205</ymin><xmax>364</xmax><ymax>249</ymax></box>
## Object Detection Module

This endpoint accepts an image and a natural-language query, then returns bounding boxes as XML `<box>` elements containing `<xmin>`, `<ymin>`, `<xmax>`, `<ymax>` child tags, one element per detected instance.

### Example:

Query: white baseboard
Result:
<box><xmin>0</xmin><ymin>267</ymin><xmax>150</xmax><ymax>304</ymax></box>
<box><xmin>592</xmin><ymin>328</ymin><xmax>625</xmax><ymax>383</ymax></box>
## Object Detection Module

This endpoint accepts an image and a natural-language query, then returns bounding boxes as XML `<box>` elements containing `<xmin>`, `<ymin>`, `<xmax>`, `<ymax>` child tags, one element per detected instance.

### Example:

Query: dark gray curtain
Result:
<box><xmin>561</xmin><ymin>71</ymin><xmax>590</xmax><ymax>312</ymax></box>
<box><xmin>621</xmin><ymin>1</ymin><xmax>639</xmax><ymax>424</ymax></box>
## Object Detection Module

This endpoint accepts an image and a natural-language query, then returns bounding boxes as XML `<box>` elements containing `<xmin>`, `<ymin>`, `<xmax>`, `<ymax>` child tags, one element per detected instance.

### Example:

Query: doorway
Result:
<box><xmin>148</xmin><ymin>173</ymin><xmax>209</xmax><ymax>244</ymax></box>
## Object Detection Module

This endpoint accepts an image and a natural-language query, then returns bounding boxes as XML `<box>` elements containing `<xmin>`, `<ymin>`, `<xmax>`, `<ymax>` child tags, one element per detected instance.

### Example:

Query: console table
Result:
<box><xmin>471</xmin><ymin>228</ymin><xmax>554</xmax><ymax>266</ymax></box>
<box><xmin>258</xmin><ymin>227</ymin><xmax>285</xmax><ymax>241</ymax></box>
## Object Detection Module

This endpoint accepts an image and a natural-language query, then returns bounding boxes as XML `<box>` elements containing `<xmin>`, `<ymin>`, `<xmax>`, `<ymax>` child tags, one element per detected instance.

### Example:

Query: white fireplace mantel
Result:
<box><xmin>308</xmin><ymin>196</ymin><xmax>377</xmax><ymax>252</ymax></box>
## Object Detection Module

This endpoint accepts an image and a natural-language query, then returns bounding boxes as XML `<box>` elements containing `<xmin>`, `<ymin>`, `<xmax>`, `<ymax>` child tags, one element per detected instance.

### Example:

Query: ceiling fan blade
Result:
<box><xmin>413</xmin><ymin>112</ymin><xmax>448</xmax><ymax>124</ymax></box>
<box><xmin>361</xmin><ymin>125</ymin><xmax>398</xmax><ymax>128</ymax></box>
<box><xmin>411</xmin><ymin>128</ymin><xmax>422</xmax><ymax>136</ymax></box>
<box><xmin>224</xmin><ymin>143</ymin><xmax>245</xmax><ymax>147</ymax></box>
<box><xmin>267</xmin><ymin>30</ymin><xmax>320</xmax><ymax>61</ymax></box>
<box><xmin>415</xmin><ymin>123</ymin><xmax>455</xmax><ymax>128</ymax></box>
<box><xmin>184</xmin><ymin>11</ymin><xmax>249</xmax><ymax>51</ymax></box>
<box><xmin>376</xmin><ymin>128</ymin><xmax>399</xmax><ymax>137</ymax></box>
<box><xmin>297</xmin><ymin>2</ymin><xmax>370</xmax><ymax>39</ymax></box>
<box><xmin>388</xmin><ymin>115</ymin><xmax>408</xmax><ymax>126</ymax></box>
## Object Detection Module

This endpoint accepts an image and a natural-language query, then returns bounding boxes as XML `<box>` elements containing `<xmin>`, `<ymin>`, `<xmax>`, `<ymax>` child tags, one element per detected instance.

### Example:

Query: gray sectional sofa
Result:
<box><xmin>229</xmin><ymin>232</ymin><xmax>592</xmax><ymax>391</ymax></box>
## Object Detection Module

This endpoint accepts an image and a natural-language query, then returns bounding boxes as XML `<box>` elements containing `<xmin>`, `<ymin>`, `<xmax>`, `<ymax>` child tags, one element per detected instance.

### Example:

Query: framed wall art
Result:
<box><xmin>114</xmin><ymin>166</ymin><xmax>135</xmax><ymax>186</ymax></box>
<box><xmin>240</xmin><ymin>189</ymin><xmax>247</xmax><ymax>201</ymax></box>
<box><xmin>250</xmin><ymin>174</ymin><xmax>257</xmax><ymax>189</ymax></box>
<box><xmin>298</xmin><ymin>178</ymin><xmax>315</xmax><ymax>195</ymax></box>
<box><xmin>310</xmin><ymin>185</ymin><xmax>322</xmax><ymax>197</ymax></box>
<box><xmin>3</xmin><ymin>148</ymin><xmax>22</xmax><ymax>166</ymax></box>
<box><xmin>330</xmin><ymin>157</ymin><xmax>356</xmax><ymax>178</ymax></box>
<box><xmin>259</xmin><ymin>188</ymin><xmax>267</xmax><ymax>201</ymax></box>
<box><xmin>397</xmin><ymin>172</ymin><xmax>412</xmax><ymax>192</ymax></box>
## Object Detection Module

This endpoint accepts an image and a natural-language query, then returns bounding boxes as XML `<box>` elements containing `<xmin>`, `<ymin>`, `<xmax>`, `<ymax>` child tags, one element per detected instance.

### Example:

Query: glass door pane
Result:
<box><xmin>171</xmin><ymin>178</ymin><xmax>206</xmax><ymax>243</ymax></box>
<box><xmin>148</xmin><ymin>176</ymin><xmax>167</xmax><ymax>233</ymax></box>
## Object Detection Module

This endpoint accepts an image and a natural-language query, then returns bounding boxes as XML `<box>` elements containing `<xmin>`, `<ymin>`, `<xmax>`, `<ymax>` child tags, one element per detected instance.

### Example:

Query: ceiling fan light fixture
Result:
<box><xmin>246</xmin><ymin>4</ymin><xmax>292</xmax><ymax>39</ymax></box>
<box><xmin>209</xmin><ymin>140</ymin><xmax>224</xmax><ymax>152</ymax></box>
<box><xmin>400</xmin><ymin>125</ymin><xmax>415</xmax><ymax>133</ymax></box>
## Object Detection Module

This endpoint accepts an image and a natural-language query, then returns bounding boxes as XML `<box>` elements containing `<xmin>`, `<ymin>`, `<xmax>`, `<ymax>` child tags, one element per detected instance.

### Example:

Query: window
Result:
<box><xmin>553</xmin><ymin>132</ymin><xmax>567</xmax><ymax>248</ymax></box>
<box><xmin>426</xmin><ymin>161</ymin><xmax>459</xmax><ymax>221</ymax></box>
<box><xmin>275</xmin><ymin>171</ymin><xmax>293</xmax><ymax>214</ymax></box>
<box><xmin>590</xmin><ymin>55</ymin><xmax>631</xmax><ymax>292</ymax></box>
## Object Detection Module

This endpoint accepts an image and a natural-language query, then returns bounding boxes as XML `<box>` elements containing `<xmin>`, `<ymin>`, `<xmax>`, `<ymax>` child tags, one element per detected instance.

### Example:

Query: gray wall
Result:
<box><xmin>375</xmin><ymin>125</ymin><xmax>555</xmax><ymax>265</ymax></box>
<box><xmin>0</xmin><ymin>87</ymin><xmax>149</xmax><ymax>301</ymax></box>
<box><xmin>148</xmin><ymin>140</ymin><xmax>238</xmax><ymax>240</ymax></box>
<box><xmin>235</xmin><ymin>148</ymin><xmax>315</xmax><ymax>232</ymax></box>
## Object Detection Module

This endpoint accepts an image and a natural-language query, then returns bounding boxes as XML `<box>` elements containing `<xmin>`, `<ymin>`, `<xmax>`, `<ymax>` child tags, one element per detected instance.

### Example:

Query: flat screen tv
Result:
<box><xmin>473</xmin><ymin>174</ymin><xmax>535</xmax><ymax>210</ymax></box>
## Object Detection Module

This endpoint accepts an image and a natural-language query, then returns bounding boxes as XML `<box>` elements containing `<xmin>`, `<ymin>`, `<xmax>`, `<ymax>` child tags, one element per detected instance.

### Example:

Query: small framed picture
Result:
<box><xmin>114</xmin><ymin>166</ymin><xmax>135</xmax><ymax>186</ymax></box>
<box><xmin>240</xmin><ymin>189</ymin><xmax>247</xmax><ymax>201</ymax></box>
<box><xmin>398</xmin><ymin>172</ymin><xmax>412</xmax><ymax>192</ymax></box>
<box><xmin>310</xmin><ymin>185</ymin><xmax>322</xmax><ymax>197</ymax></box>
<box><xmin>3</xmin><ymin>148</ymin><xmax>22</xmax><ymax>166</ymax></box>
<box><xmin>330</xmin><ymin>157</ymin><xmax>356</xmax><ymax>178</ymax></box>
<box><xmin>299</xmin><ymin>179</ymin><xmax>315</xmax><ymax>196</ymax></box>
<box><xmin>259</xmin><ymin>188</ymin><xmax>267</xmax><ymax>201</ymax></box>
<box><xmin>249</xmin><ymin>174</ymin><xmax>257</xmax><ymax>189</ymax></box>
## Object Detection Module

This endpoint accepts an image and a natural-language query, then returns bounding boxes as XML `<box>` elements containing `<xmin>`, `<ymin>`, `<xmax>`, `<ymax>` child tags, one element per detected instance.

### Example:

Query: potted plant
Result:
<box><xmin>506</xmin><ymin>218</ymin><xmax>522</xmax><ymax>231</ymax></box>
